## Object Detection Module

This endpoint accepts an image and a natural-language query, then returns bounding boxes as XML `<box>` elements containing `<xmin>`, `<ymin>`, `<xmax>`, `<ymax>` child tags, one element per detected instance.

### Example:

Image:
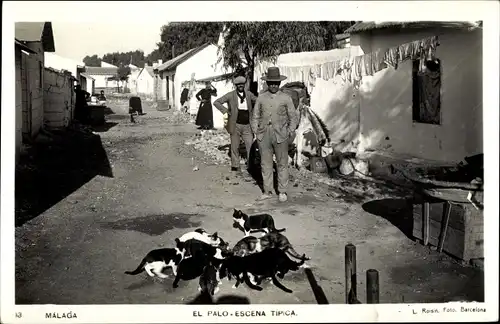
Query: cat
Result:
<box><xmin>231</xmin><ymin>236</ymin><xmax>262</xmax><ymax>257</ymax></box>
<box><xmin>232</xmin><ymin>209</ymin><xmax>286</xmax><ymax>237</ymax></box>
<box><xmin>178</xmin><ymin>229</ymin><xmax>223</xmax><ymax>249</ymax></box>
<box><xmin>173</xmin><ymin>239</ymin><xmax>226</xmax><ymax>288</ymax></box>
<box><xmin>125</xmin><ymin>238</ymin><xmax>186</xmax><ymax>278</ymax></box>
<box><xmin>259</xmin><ymin>232</ymin><xmax>310</xmax><ymax>261</ymax></box>
<box><xmin>198</xmin><ymin>261</ymin><xmax>220</xmax><ymax>296</ymax></box>
<box><xmin>219</xmin><ymin>248</ymin><xmax>305</xmax><ymax>293</ymax></box>
<box><xmin>231</xmin><ymin>232</ymin><xmax>309</xmax><ymax>263</ymax></box>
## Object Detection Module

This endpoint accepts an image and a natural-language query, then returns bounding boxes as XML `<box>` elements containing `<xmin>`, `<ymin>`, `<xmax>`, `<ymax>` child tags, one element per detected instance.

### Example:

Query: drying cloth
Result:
<box><xmin>371</xmin><ymin>49</ymin><xmax>386</xmax><ymax>73</ymax></box>
<box><xmin>362</xmin><ymin>52</ymin><xmax>374</xmax><ymax>76</ymax></box>
<box><xmin>398</xmin><ymin>41</ymin><xmax>415</xmax><ymax>63</ymax></box>
<box><xmin>383</xmin><ymin>46</ymin><xmax>399</xmax><ymax>69</ymax></box>
<box><xmin>314</xmin><ymin>64</ymin><xmax>322</xmax><ymax>79</ymax></box>
<box><xmin>353</xmin><ymin>55</ymin><xmax>363</xmax><ymax>81</ymax></box>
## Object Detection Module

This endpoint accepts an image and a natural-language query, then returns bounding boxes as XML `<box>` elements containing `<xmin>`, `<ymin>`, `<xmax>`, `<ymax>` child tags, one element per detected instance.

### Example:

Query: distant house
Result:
<box><xmin>154</xmin><ymin>43</ymin><xmax>226</xmax><ymax>110</ymax></box>
<box><xmin>136</xmin><ymin>64</ymin><xmax>155</xmax><ymax>97</ymax></box>
<box><xmin>83</xmin><ymin>66</ymin><xmax>118</xmax><ymax>92</ymax></box>
<box><xmin>125</xmin><ymin>64</ymin><xmax>142</xmax><ymax>94</ymax></box>
<box><xmin>15</xmin><ymin>22</ymin><xmax>55</xmax><ymax>163</ymax></box>
<box><xmin>344</xmin><ymin>21</ymin><xmax>482</xmax><ymax>163</ymax></box>
<box><xmin>101</xmin><ymin>61</ymin><xmax>117</xmax><ymax>68</ymax></box>
<box><xmin>78</xmin><ymin>73</ymin><xmax>95</xmax><ymax>94</ymax></box>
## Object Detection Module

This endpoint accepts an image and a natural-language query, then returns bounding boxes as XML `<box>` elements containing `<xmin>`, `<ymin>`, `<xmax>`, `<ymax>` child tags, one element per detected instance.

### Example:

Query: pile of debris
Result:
<box><xmin>166</xmin><ymin>110</ymin><xmax>192</xmax><ymax>125</ymax></box>
<box><xmin>184</xmin><ymin>130</ymin><xmax>231</xmax><ymax>165</ymax></box>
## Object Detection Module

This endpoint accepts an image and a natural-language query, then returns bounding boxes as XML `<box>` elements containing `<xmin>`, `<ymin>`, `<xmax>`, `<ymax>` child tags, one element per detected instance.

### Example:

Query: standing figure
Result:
<box><xmin>250</xmin><ymin>67</ymin><xmax>298</xmax><ymax>202</ymax></box>
<box><xmin>195</xmin><ymin>81</ymin><xmax>217</xmax><ymax>130</ymax></box>
<box><xmin>180</xmin><ymin>83</ymin><xmax>190</xmax><ymax>114</ymax></box>
<box><xmin>213</xmin><ymin>76</ymin><xmax>257</xmax><ymax>173</ymax></box>
<box><xmin>74</xmin><ymin>84</ymin><xmax>90</xmax><ymax>124</ymax></box>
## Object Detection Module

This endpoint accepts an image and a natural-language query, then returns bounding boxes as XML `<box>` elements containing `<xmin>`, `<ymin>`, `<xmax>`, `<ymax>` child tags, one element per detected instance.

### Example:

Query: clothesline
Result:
<box><xmin>257</xmin><ymin>35</ymin><xmax>440</xmax><ymax>91</ymax></box>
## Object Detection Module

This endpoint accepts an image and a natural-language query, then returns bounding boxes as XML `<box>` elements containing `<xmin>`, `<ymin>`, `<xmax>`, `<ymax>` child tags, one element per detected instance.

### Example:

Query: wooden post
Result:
<box><xmin>345</xmin><ymin>244</ymin><xmax>357</xmax><ymax>304</ymax></box>
<box><xmin>366</xmin><ymin>269</ymin><xmax>380</xmax><ymax>304</ymax></box>
<box><xmin>438</xmin><ymin>201</ymin><xmax>452</xmax><ymax>253</ymax></box>
<box><xmin>423</xmin><ymin>202</ymin><xmax>430</xmax><ymax>245</ymax></box>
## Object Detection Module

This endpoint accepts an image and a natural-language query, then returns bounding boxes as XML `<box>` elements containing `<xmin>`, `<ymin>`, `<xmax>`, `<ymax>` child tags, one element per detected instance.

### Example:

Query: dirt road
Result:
<box><xmin>15</xmin><ymin>98</ymin><xmax>483</xmax><ymax>304</ymax></box>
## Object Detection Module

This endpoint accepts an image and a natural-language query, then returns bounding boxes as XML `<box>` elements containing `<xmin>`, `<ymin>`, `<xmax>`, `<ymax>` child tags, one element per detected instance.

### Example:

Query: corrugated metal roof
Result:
<box><xmin>345</xmin><ymin>21</ymin><xmax>481</xmax><ymax>34</ymax></box>
<box><xmin>196</xmin><ymin>72</ymin><xmax>235</xmax><ymax>83</ymax></box>
<box><xmin>15</xmin><ymin>22</ymin><xmax>55</xmax><ymax>52</ymax></box>
<box><xmin>156</xmin><ymin>43</ymin><xmax>211</xmax><ymax>72</ymax></box>
<box><xmin>84</xmin><ymin>66</ymin><xmax>118</xmax><ymax>75</ymax></box>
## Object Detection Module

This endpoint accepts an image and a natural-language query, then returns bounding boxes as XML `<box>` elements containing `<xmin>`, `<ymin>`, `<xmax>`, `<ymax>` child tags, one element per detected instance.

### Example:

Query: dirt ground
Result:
<box><xmin>15</xmin><ymin>98</ymin><xmax>484</xmax><ymax>305</ymax></box>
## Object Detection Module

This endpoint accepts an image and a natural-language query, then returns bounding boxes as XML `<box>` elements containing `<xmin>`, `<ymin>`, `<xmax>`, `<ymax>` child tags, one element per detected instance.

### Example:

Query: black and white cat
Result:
<box><xmin>125</xmin><ymin>238</ymin><xmax>186</xmax><ymax>278</ymax></box>
<box><xmin>232</xmin><ymin>209</ymin><xmax>286</xmax><ymax>237</ymax></box>
<box><xmin>178</xmin><ymin>228</ymin><xmax>224</xmax><ymax>250</ymax></box>
<box><xmin>172</xmin><ymin>239</ymin><xmax>226</xmax><ymax>288</ymax></box>
<box><xmin>220</xmin><ymin>248</ymin><xmax>305</xmax><ymax>293</ymax></box>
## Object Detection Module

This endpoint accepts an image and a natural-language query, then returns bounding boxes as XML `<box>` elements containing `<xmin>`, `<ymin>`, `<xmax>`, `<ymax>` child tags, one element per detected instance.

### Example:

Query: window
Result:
<box><xmin>412</xmin><ymin>59</ymin><xmax>441</xmax><ymax>125</ymax></box>
<box><xmin>39</xmin><ymin>61</ymin><xmax>43</xmax><ymax>88</ymax></box>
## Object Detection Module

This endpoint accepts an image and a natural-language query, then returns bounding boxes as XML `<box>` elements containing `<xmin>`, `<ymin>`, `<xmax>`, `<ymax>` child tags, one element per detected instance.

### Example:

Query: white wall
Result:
<box><xmin>136</xmin><ymin>70</ymin><xmax>154</xmax><ymax>96</ymax></box>
<box><xmin>353</xmin><ymin>27</ymin><xmax>482</xmax><ymax>162</ymax></box>
<box><xmin>23</xmin><ymin>42</ymin><xmax>45</xmax><ymax>138</ymax></box>
<box><xmin>255</xmin><ymin>47</ymin><xmax>362</xmax><ymax>152</ymax></box>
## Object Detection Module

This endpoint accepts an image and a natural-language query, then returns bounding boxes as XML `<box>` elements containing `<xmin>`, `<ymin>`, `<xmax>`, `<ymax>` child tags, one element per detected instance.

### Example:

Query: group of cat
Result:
<box><xmin>125</xmin><ymin>209</ymin><xmax>310</xmax><ymax>296</ymax></box>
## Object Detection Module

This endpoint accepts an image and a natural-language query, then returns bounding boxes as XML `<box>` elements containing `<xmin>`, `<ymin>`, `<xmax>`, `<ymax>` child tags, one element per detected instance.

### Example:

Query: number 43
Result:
<box><xmin>15</xmin><ymin>312</ymin><xmax>22</xmax><ymax>318</ymax></box>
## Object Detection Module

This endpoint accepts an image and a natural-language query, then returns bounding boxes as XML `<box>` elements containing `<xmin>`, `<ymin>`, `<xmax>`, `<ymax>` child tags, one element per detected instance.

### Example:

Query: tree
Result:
<box><xmin>219</xmin><ymin>22</ymin><xmax>325</xmax><ymax>83</ymax></box>
<box><xmin>155</xmin><ymin>22</ymin><xmax>223</xmax><ymax>61</ymax></box>
<box><xmin>219</xmin><ymin>21</ymin><xmax>357</xmax><ymax>83</ymax></box>
<box><xmin>117</xmin><ymin>65</ymin><xmax>131</xmax><ymax>81</ymax></box>
<box><xmin>83</xmin><ymin>54</ymin><xmax>101</xmax><ymax>67</ymax></box>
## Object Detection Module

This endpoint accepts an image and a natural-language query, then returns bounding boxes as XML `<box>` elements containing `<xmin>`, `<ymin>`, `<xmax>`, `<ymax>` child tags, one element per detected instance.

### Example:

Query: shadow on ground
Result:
<box><xmin>187</xmin><ymin>293</ymin><xmax>251</xmax><ymax>305</ymax></box>
<box><xmin>92</xmin><ymin>122</ymin><xmax>118</xmax><ymax>133</ymax></box>
<box><xmin>362</xmin><ymin>198</ymin><xmax>414</xmax><ymax>240</ymax></box>
<box><xmin>15</xmin><ymin>127</ymin><xmax>113</xmax><ymax>227</ymax></box>
<box><xmin>98</xmin><ymin>213</ymin><xmax>205</xmax><ymax>236</ymax></box>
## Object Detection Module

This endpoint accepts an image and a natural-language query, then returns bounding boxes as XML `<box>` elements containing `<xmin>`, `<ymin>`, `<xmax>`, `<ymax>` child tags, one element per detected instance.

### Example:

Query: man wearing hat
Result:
<box><xmin>251</xmin><ymin>67</ymin><xmax>298</xmax><ymax>202</ymax></box>
<box><xmin>213</xmin><ymin>75</ymin><xmax>257</xmax><ymax>173</ymax></box>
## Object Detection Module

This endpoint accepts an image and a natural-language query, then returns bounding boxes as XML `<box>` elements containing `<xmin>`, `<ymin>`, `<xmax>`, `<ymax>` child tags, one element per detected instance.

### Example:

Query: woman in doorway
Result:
<box><xmin>195</xmin><ymin>81</ymin><xmax>217</xmax><ymax>130</ymax></box>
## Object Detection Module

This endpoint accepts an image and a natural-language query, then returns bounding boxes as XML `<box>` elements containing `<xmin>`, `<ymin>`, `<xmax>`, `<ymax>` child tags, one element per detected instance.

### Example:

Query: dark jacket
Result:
<box><xmin>213</xmin><ymin>90</ymin><xmax>257</xmax><ymax>134</ymax></box>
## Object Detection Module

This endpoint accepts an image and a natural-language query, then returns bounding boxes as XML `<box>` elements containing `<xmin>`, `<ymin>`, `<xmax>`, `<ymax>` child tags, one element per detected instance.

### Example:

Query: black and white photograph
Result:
<box><xmin>1</xmin><ymin>1</ymin><xmax>498</xmax><ymax>323</ymax></box>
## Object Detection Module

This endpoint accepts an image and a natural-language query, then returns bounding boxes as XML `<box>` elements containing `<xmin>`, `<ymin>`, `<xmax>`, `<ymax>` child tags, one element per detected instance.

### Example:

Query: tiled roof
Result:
<box><xmin>345</xmin><ymin>21</ymin><xmax>482</xmax><ymax>34</ymax></box>
<box><xmin>156</xmin><ymin>43</ymin><xmax>211</xmax><ymax>72</ymax></box>
<box><xmin>84</xmin><ymin>66</ymin><xmax>118</xmax><ymax>75</ymax></box>
<box><xmin>335</xmin><ymin>33</ymin><xmax>350</xmax><ymax>40</ymax></box>
<box><xmin>15</xmin><ymin>22</ymin><xmax>55</xmax><ymax>52</ymax></box>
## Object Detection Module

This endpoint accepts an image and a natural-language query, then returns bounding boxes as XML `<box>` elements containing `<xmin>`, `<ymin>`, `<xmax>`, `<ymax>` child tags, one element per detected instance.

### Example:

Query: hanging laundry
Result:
<box><xmin>353</xmin><ymin>55</ymin><xmax>363</xmax><ymax>81</ymax></box>
<box><xmin>332</xmin><ymin>60</ymin><xmax>340</xmax><ymax>81</ymax></box>
<box><xmin>371</xmin><ymin>49</ymin><xmax>386</xmax><ymax>74</ymax></box>
<box><xmin>383</xmin><ymin>46</ymin><xmax>399</xmax><ymax>69</ymax></box>
<box><xmin>314</xmin><ymin>64</ymin><xmax>322</xmax><ymax>79</ymax></box>
<box><xmin>398</xmin><ymin>41</ymin><xmax>415</xmax><ymax>63</ymax></box>
<box><xmin>363</xmin><ymin>52</ymin><xmax>374</xmax><ymax>76</ymax></box>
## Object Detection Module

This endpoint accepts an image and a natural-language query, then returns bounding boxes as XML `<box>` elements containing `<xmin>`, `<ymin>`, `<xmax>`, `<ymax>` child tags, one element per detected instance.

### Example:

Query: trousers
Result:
<box><xmin>258</xmin><ymin>126</ymin><xmax>289</xmax><ymax>194</ymax></box>
<box><xmin>231</xmin><ymin>123</ymin><xmax>253</xmax><ymax>169</ymax></box>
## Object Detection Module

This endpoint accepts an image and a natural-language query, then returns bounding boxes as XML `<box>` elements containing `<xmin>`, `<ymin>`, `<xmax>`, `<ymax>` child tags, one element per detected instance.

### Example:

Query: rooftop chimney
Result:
<box><xmin>158</xmin><ymin>59</ymin><xmax>163</xmax><ymax>65</ymax></box>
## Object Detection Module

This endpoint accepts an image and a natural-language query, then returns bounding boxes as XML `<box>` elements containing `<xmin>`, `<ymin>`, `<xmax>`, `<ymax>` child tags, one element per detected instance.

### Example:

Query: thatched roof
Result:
<box><xmin>345</xmin><ymin>21</ymin><xmax>482</xmax><ymax>34</ymax></box>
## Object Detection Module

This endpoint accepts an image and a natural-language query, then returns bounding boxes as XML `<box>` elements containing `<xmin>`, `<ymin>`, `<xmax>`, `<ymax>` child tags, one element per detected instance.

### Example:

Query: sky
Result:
<box><xmin>51</xmin><ymin>22</ymin><xmax>167</xmax><ymax>62</ymax></box>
